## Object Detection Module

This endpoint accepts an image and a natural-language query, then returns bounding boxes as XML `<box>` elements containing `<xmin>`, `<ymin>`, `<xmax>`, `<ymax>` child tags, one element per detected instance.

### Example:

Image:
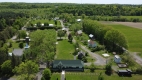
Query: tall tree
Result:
<box><xmin>57</xmin><ymin>29</ymin><xmax>65</xmax><ymax>39</ymax></box>
<box><xmin>1</xmin><ymin>60</ymin><xmax>12</xmax><ymax>75</ymax></box>
<box><xmin>13</xmin><ymin>60</ymin><xmax>39</xmax><ymax>80</ymax></box>
<box><xmin>41</xmin><ymin>68</ymin><xmax>51</xmax><ymax>80</ymax></box>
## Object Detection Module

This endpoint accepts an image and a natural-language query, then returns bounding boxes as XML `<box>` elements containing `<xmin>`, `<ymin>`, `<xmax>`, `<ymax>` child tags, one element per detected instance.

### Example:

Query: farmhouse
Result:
<box><xmin>51</xmin><ymin>60</ymin><xmax>84</xmax><ymax>72</ymax></box>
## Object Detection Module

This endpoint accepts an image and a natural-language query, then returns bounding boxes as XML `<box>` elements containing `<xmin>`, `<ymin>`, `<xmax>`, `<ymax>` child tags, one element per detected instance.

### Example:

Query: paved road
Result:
<box><xmin>131</xmin><ymin>52</ymin><xmax>142</xmax><ymax>66</ymax></box>
<box><xmin>60</xmin><ymin>20</ymin><xmax>106</xmax><ymax>66</ymax></box>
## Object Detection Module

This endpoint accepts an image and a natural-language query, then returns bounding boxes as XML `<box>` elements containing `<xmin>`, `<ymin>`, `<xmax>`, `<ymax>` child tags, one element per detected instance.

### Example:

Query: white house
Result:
<box><xmin>114</xmin><ymin>55</ymin><xmax>121</xmax><ymax>63</ymax></box>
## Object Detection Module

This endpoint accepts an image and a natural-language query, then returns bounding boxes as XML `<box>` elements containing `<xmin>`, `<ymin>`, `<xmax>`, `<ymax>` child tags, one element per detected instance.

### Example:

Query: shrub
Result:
<box><xmin>19</xmin><ymin>42</ymin><xmax>24</xmax><ymax>48</ymax></box>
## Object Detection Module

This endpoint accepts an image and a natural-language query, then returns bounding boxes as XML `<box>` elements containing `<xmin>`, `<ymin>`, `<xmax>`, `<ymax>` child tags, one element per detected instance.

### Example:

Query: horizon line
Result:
<box><xmin>0</xmin><ymin>2</ymin><xmax>142</xmax><ymax>5</ymax></box>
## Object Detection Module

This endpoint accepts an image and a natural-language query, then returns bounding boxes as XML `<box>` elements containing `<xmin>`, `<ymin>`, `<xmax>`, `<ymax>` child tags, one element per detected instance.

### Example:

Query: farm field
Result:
<box><xmin>56</xmin><ymin>40</ymin><xmax>75</xmax><ymax>60</ymax></box>
<box><xmin>51</xmin><ymin>70</ymin><xmax>142</xmax><ymax>80</ymax></box>
<box><xmin>101</xmin><ymin>21</ymin><xmax>142</xmax><ymax>29</ymax></box>
<box><xmin>104</xmin><ymin>24</ymin><xmax>142</xmax><ymax>54</ymax></box>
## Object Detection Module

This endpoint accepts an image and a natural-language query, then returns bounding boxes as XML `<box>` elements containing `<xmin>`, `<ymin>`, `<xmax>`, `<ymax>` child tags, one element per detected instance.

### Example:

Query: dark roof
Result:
<box><xmin>53</xmin><ymin>60</ymin><xmax>84</xmax><ymax>68</ymax></box>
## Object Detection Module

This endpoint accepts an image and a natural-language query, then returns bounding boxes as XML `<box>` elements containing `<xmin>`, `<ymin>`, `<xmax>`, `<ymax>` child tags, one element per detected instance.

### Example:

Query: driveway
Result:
<box><xmin>131</xmin><ymin>52</ymin><xmax>142</xmax><ymax>66</ymax></box>
<box><xmin>60</xmin><ymin>20</ymin><xmax>106</xmax><ymax>66</ymax></box>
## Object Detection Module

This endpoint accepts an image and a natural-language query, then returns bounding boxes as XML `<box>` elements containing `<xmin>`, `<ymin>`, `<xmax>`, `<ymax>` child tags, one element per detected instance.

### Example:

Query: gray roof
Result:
<box><xmin>53</xmin><ymin>60</ymin><xmax>84</xmax><ymax>68</ymax></box>
<box><xmin>77</xmin><ymin>30</ymin><xmax>82</xmax><ymax>34</ymax></box>
<box><xmin>12</xmin><ymin>49</ymin><xmax>24</xmax><ymax>56</ymax></box>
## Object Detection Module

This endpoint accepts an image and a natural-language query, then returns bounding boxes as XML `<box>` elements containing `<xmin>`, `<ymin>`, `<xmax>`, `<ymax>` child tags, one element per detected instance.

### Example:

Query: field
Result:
<box><xmin>56</xmin><ymin>40</ymin><xmax>75</xmax><ymax>60</ymax></box>
<box><xmin>101</xmin><ymin>22</ymin><xmax>142</xmax><ymax>54</ymax></box>
<box><xmin>101</xmin><ymin>21</ymin><xmax>142</xmax><ymax>29</ymax></box>
<box><xmin>51</xmin><ymin>70</ymin><xmax>142</xmax><ymax>80</ymax></box>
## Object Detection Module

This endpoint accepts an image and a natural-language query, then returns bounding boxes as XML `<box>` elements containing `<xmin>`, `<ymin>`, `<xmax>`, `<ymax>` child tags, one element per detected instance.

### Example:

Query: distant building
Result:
<box><xmin>88</xmin><ymin>40</ymin><xmax>97</xmax><ymax>48</ymax></box>
<box><xmin>51</xmin><ymin>60</ymin><xmax>84</xmax><ymax>72</ymax></box>
<box><xmin>77</xmin><ymin>19</ymin><xmax>82</xmax><ymax>22</ymax></box>
<box><xmin>41</xmin><ymin>23</ymin><xmax>44</xmax><ymax>26</ymax></box>
<box><xmin>77</xmin><ymin>30</ymin><xmax>82</xmax><ymax>36</ymax></box>
<box><xmin>49</xmin><ymin>24</ymin><xmax>54</xmax><ymax>27</ymax></box>
<box><xmin>117</xmin><ymin>69</ymin><xmax>132</xmax><ymax>76</ymax></box>
<box><xmin>114</xmin><ymin>55</ymin><xmax>121</xmax><ymax>63</ymax></box>
<box><xmin>12</xmin><ymin>49</ymin><xmax>24</xmax><ymax>56</ymax></box>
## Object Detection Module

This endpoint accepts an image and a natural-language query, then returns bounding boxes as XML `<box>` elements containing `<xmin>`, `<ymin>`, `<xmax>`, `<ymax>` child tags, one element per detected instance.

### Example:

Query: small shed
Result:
<box><xmin>117</xmin><ymin>69</ymin><xmax>132</xmax><ymax>76</ymax></box>
<box><xmin>77</xmin><ymin>30</ymin><xmax>82</xmax><ymax>35</ymax></box>
<box><xmin>77</xmin><ymin>19</ymin><xmax>81</xmax><ymax>22</ymax></box>
<box><xmin>114</xmin><ymin>55</ymin><xmax>121</xmax><ymax>63</ymax></box>
<box><xmin>49</xmin><ymin>24</ymin><xmax>54</xmax><ymax>27</ymax></box>
<box><xmin>41</xmin><ymin>23</ymin><xmax>44</xmax><ymax>26</ymax></box>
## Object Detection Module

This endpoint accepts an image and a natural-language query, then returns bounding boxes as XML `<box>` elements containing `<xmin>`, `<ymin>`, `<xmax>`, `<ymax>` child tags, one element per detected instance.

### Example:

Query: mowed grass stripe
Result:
<box><xmin>56</xmin><ymin>40</ymin><xmax>75</xmax><ymax>60</ymax></box>
<box><xmin>51</xmin><ymin>72</ymin><xmax>142</xmax><ymax>80</ymax></box>
<box><xmin>108</xmin><ymin>24</ymin><xmax>142</xmax><ymax>52</ymax></box>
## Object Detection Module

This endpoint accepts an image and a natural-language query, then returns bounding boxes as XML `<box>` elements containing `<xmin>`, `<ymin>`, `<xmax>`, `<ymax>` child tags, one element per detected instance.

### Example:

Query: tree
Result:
<box><xmin>54</xmin><ymin>20</ymin><xmax>57</xmax><ymax>26</ymax></box>
<box><xmin>1</xmin><ymin>60</ymin><xmax>12</xmax><ymax>75</ymax></box>
<box><xmin>105</xmin><ymin>63</ymin><xmax>112</xmax><ymax>75</ymax></box>
<box><xmin>19</xmin><ymin>42</ymin><xmax>24</xmax><ymax>48</ymax></box>
<box><xmin>11</xmin><ymin>53</ymin><xmax>16</xmax><ymax>68</ymax></box>
<box><xmin>57</xmin><ymin>29</ymin><xmax>65</xmax><ymax>39</ymax></box>
<box><xmin>44</xmin><ymin>22</ymin><xmax>49</xmax><ymax>26</ymax></box>
<box><xmin>104</xmin><ymin>29</ymin><xmax>128</xmax><ymax>52</ymax></box>
<box><xmin>98</xmin><ymin>73</ymin><xmax>104</xmax><ymax>80</ymax></box>
<box><xmin>42</xmin><ymin>68</ymin><xmax>51</xmax><ymax>80</ymax></box>
<box><xmin>13</xmin><ymin>60</ymin><xmax>39</xmax><ymax>80</ymax></box>
<box><xmin>90</xmin><ymin>62</ymin><xmax>96</xmax><ymax>72</ymax></box>
<box><xmin>68</xmin><ymin>33</ymin><xmax>73</xmax><ymax>42</ymax></box>
<box><xmin>18</xmin><ymin>30</ymin><xmax>27</xmax><ymax>39</ymax></box>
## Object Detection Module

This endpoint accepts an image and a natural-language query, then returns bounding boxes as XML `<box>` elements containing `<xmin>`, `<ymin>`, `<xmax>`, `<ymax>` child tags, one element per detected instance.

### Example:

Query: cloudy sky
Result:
<box><xmin>0</xmin><ymin>0</ymin><xmax>141</xmax><ymax>4</ymax></box>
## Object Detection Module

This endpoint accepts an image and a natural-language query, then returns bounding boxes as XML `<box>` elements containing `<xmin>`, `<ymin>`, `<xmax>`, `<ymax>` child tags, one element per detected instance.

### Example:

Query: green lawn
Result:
<box><xmin>8</xmin><ymin>42</ymin><xmax>26</xmax><ymax>52</ymax></box>
<box><xmin>31</xmin><ymin>19</ymin><xmax>61</xmax><ymax>26</ymax></box>
<box><xmin>51</xmin><ymin>70</ymin><xmax>142</xmax><ymax>80</ymax></box>
<box><xmin>108</xmin><ymin>24</ymin><xmax>142</xmax><ymax>53</ymax></box>
<box><xmin>56</xmin><ymin>40</ymin><xmax>75</xmax><ymax>60</ymax></box>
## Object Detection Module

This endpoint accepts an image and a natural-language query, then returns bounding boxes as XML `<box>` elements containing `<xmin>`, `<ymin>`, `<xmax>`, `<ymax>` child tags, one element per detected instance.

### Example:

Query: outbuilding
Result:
<box><xmin>114</xmin><ymin>55</ymin><xmax>121</xmax><ymax>63</ymax></box>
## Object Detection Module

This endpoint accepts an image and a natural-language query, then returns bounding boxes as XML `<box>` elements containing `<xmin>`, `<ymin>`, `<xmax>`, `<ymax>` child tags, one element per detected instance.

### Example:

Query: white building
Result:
<box><xmin>114</xmin><ymin>55</ymin><xmax>121</xmax><ymax>63</ymax></box>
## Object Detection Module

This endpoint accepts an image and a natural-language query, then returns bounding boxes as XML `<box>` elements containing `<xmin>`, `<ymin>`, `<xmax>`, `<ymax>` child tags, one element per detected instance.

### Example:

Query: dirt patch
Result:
<box><xmin>101</xmin><ymin>21</ymin><xmax>142</xmax><ymax>29</ymax></box>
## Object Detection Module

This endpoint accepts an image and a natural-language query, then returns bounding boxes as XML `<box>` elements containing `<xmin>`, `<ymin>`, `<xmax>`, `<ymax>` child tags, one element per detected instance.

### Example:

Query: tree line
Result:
<box><xmin>83</xmin><ymin>20</ymin><xmax>128</xmax><ymax>53</ymax></box>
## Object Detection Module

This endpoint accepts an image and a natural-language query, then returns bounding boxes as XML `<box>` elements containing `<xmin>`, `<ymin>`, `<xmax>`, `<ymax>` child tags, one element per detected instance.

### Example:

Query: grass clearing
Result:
<box><xmin>56</xmin><ymin>40</ymin><xmax>75</xmax><ymax>60</ymax></box>
<box><xmin>51</xmin><ymin>70</ymin><xmax>142</xmax><ymax>80</ymax></box>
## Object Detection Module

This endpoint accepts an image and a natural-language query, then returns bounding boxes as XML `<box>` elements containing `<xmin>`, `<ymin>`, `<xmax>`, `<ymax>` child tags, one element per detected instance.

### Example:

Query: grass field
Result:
<box><xmin>51</xmin><ymin>70</ymin><xmax>142</xmax><ymax>80</ymax></box>
<box><xmin>107</xmin><ymin>24</ymin><xmax>142</xmax><ymax>53</ymax></box>
<box><xmin>56</xmin><ymin>40</ymin><xmax>75</xmax><ymax>60</ymax></box>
